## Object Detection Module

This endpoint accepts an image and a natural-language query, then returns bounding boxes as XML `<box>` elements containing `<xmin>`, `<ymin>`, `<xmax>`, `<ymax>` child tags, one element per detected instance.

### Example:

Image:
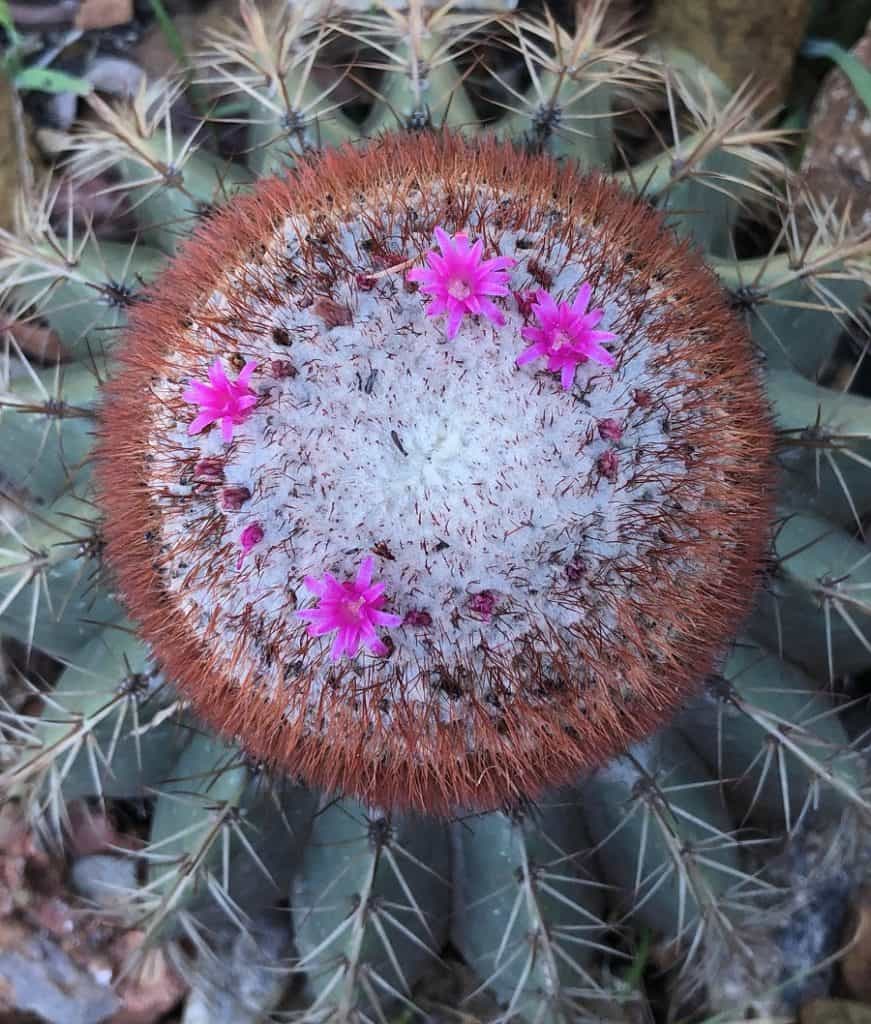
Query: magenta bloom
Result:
<box><xmin>296</xmin><ymin>556</ymin><xmax>403</xmax><ymax>661</ymax></box>
<box><xmin>183</xmin><ymin>359</ymin><xmax>258</xmax><ymax>443</ymax></box>
<box><xmin>407</xmin><ymin>227</ymin><xmax>515</xmax><ymax>339</ymax></box>
<box><xmin>516</xmin><ymin>285</ymin><xmax>617</xmax><ymax>390</ymax></box>
<box><xmin>236</xmin><ymin>522</ymin><xmax>264</xmax><ymax>569</ymax></box>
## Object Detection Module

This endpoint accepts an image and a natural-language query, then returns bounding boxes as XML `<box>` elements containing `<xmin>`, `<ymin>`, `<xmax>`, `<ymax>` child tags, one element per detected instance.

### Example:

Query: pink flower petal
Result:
<box><xmin>356</xmin><ymin>556</ymin><xmax>375</xmax><ymax>588</ymax></box>
<box><xmin>572</xmin><ymin>282</ymin><xmax>592</xmax><ymax>314</ymax></box>
<box><xmin>373</xmin><ymin>610</ymin><xmax>404</xmax><ymax>627</ymax></box>
<box><xmin>188</xmin><ymin>412</ymin><xmax>216</xmax><ymax>436</ymax></box>
<box><xmin>237</xmin><ymin>360</ymin><xmax>258</xmax><ymax>386</ymax></box>
<box><xmin>446</xmin><ymin>304</ymin><xmax>464</xmax><ymax>340</ymax></box>
<box><xmin>516</xmin><ymin>342</ymin><xmax>548</xmax><ymax>366</ymax></box>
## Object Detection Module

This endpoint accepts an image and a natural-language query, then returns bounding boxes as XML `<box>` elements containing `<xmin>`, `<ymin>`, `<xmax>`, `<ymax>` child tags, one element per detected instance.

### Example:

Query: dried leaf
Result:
<box><xmin>841</xmin><ymin>885</ymin><xmax>871</xmax><ymax>1002</ymax></box>
<box><xmin>798</xmin><ymin>18</ymin><xmax>871</xmax><ymax>237</ymax></box>
<box><xmin>801</xmin><ymin>1000</ymin><xmax>871</xmax><ymax>1024</ymax></box>
<box><xmin>803</xmin><ymin>37</ymin><xmax>871</xmax><ymax>112</ymax></box>
<box><xmin>653</xmin><ymin>0</ymin><xmax>812</xmax><ymax>106</ymax></box>
<box><xmin>75</xmin><ymin>0</ymin><xmax>133</xmax><ymax>31</ymax></box>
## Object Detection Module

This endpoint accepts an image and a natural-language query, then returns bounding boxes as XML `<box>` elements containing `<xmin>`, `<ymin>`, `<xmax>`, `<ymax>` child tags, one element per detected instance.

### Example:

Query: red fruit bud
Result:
<box><xmin>313</xmin><ymin>296</ymin><xmax>353</xmax><ymax>327</ymax></box>
<box><xmin>597</xmin><ymin>450</ymin><xmax>619</xmax><ymax>482</ymax></box>
<box><xmin>514</xmin><ymin>289</ymin><xmax>537</xmax><ymax>319</ymax></box>
<box><xmin>597</xmin><ymin>418</ymin><xmax>623</xmax><ymax>441</ymax></box>
<box><xmin>221</xmin><ymin>485</ymin><xmax>252</xmax><ymax>511</ymax></box>
<box><xmin>468</xmin><ymin>591</ymin><xmax>497</xmax><ymax>621</ymax></box>
<box><xmin>193</xmin><ymin>458</ymin><xmax>224</xmax><ymax>484</ymax></box>
<box><xmin>565</xmin><ymin>557</ymin><xmax>587</xmax><ymax>582</ymax></box>
<box><xmin>270</xmin><ymin>359</ymin><xmax>298</xmax><ymax>379</ymax></box>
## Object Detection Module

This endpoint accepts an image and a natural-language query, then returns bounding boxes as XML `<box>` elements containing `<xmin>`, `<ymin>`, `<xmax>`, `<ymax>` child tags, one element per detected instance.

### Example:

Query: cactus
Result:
<box><xmin>1</xmin><ymin>2</ymin><xmax>870</xmax><ymax>1020</ymax></box>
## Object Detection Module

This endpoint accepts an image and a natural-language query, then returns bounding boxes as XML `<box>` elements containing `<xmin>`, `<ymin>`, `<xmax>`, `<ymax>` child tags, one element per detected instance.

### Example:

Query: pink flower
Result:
<box><xmin>236</xmin><ymin>522</ymin><xmax>264</xmax><ymax>569</ymax></box>
<box><xmin>183</xmin><ymin>359</ymin><xmax>258</xmax><ymax>443</ymax></box>
<box><xmin>407</xmin><ymin>227</ymin><xmax>515</xmax><ymax>339</ymax></box>
<box><xmin>296</xmin><ymin>556</ymin><xmax>403</xmax><ymax>661</ymax></box>
<box><xmin>516</xmin><ymin>285</ymin><xmax>617</xmax><ymax>390</ymax></box>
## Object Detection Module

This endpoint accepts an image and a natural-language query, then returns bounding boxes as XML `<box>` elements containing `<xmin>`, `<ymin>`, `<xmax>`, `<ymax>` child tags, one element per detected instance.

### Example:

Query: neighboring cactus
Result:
<box><xmin>1</xmin><ymin>1</ymin><xmax>870</xmax><ymax>1020</ymax></box>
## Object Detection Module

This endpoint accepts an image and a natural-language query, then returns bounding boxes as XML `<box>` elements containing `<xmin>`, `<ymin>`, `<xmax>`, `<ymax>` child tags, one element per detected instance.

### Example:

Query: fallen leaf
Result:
<box><xmin>1</xmin><ymin>318</ymin><xmax>65</xmax><ymax>363</ymax></box>
<box><xmin>841</xmin><ymin>885</ymin><xmax>871</xmax><ymax>1002</ymax></box>
<box><xmin>653</xmin><ymin>0</ymin><xmax>813</xmax><ymax>106</ymax></box>
<box><xmin>75</xmin><ymin>0</ymin><xmax>133</xmax><ymax>30</ymax></box>
<box><xmin>0</xmin><ymin>71</ymin><xmax>25</xmax><ymax>233</ymax></box>
<box><xmin>798</xmin><ymin>16</ymin><xmax>871</xmax><ymax>238</ymax></box>
<box><xmin>108</xmin><ymin>934</ymin><xmax>186</xmax><ymax>1024</ymax></box>
<box><xmin>801</xmin><ymin>1000</ymin><xmax>871</xmax><ymax>1024</ymax></box>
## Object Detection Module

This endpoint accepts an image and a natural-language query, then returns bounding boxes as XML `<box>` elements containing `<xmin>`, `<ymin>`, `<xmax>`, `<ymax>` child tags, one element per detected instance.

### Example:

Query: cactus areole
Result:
<box><xmin>97</xmin><ymin>134</ymin><xmax>775</xmax><ymax>813</ymax></box>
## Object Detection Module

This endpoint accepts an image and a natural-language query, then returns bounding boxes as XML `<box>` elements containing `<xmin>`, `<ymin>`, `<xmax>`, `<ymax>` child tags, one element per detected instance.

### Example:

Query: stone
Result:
<box><xmin>182</xmin><ymin>915</ymin><xmax>291</xmax><ymax>1024</ymax></box>
<box><xmin>0</xmin><ymin>925</ymin><xmax>119</xmax><ymax>1024</ymax></box>
<box><xmin>71</xmin><ymin>854</ymin><xmax>138</xmax><ymax>909</ymax></box>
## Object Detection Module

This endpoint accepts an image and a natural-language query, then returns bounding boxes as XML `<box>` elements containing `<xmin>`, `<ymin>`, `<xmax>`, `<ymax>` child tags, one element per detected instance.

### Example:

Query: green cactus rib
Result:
<box><xmin>0</xmin><ymin>488</ymin><xmax>118</xmax><ymax>658</ymax></box>
<box><xmin>0</xmin><ymin>626</ymin><xmax>186</xmax><ymax>813</ymax></box>
<box><xmin>1</xmin><ymin>363</ymin><xmax>100</xmax><ymax>506</ymax></box>
<box><xmin>711</xmin><ymin>253</ymin><xmax>869</xmax><ymax>378</ymax></box>
<box><xmin>144</xmin><ymin>741</ymin><xmax>317</xmax><ymax>940</ymax></box>
<box><xmin>451</xmin><ymin>799</ymin><xmax>607</xmax><ymax>1021</ymax></box>
<box><xmin>137</xmin><ymin>733</ymin><xmax>250</xmax><ymax>942</ymax></box>
<box><xmin>677</xmin><ymin>639</ymin><xmax>865</xmax><ymax>829</ymax></box>
<box><xmin>578</xmin><ymin>729</ymin><xmax>749</xmax><ymax>955</ymax></box>
<box><xmin>358</xmin><ymin>27</ymin><xmax>480</xmax><ymax>136</ymax></box>
<box><xmin>292</xmin><ymin>800</ymin><xmax>450</xmax><ymax>1018</ymax></box>
<box><xmin>0</xmin><ymin>236</ymin><xmax>164</xmax><ymax>357</ymax></box>
<box><xmin>768</xmin><ymin>369</ymin><xmax>871</xmax><ymax>531</ymax></box>
<box><xmin>68</xmin><ymin>92</ymin><xmax>253</xmax><ymax>252</ymax></box>
<box><xmin>755</xmin><ymin>509</ymin><xmax>871</xmax><ymax>678</ymax></box>
<box><xmin>1</xmin><ymin>3</ymin><xmax>871</xmax><ymax>1020</ymax></box>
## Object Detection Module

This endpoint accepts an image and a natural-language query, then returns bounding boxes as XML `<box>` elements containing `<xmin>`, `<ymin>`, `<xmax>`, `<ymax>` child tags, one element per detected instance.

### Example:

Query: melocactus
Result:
<box><xmin>97</xmin><ymin>133</ymin><xmax>775</xmax><ymax>813</ymax></box>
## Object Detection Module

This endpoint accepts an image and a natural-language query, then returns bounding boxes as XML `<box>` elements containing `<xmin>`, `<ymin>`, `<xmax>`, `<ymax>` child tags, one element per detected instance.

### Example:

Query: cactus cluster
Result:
<box><xmin>1</xmin><ymin>1</ymin><xmax>870</xmax><ymax>1020</ymax></box>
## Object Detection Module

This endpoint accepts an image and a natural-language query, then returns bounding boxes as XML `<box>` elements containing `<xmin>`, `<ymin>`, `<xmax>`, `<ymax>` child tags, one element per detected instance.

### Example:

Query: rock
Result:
<box><xmin>181</xmin><ymin>915</ymin><xmax>291</xmax><ymax>1024</ymax></box>
<box><xmin>0</xmin><ymin>804</ymin><xmax>60</xmax><ymax>919</ymax></box>
<box><xmin>48</xmin><ymin>56</ymin><xmax>143</xmax><ymax>130</ymax></box>
<box><xmin>86</xmin><ymin>56</ymin><xmax>145</xmax><ymax>99</ymax></box>
<box><xmin>0</xmin><ymin>923</ymin><xmax>119</xmax><ymax>1024</ymax></box>
<box><xmin>71</xmin><ymin>854</ymin><xmax>138</xmax><ymax>909</ymax></box>
<box><xmin>799</xmin><ymin>17</ymin><xmax>871</xmax><ymax>238</ymax></box>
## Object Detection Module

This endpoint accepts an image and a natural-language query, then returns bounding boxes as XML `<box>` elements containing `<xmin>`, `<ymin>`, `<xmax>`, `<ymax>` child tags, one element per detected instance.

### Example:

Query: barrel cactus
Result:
<box><xmin>1</xmin><ymin>1</ymin><xmax>869</xmax><ymax>1020</ymax></box>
